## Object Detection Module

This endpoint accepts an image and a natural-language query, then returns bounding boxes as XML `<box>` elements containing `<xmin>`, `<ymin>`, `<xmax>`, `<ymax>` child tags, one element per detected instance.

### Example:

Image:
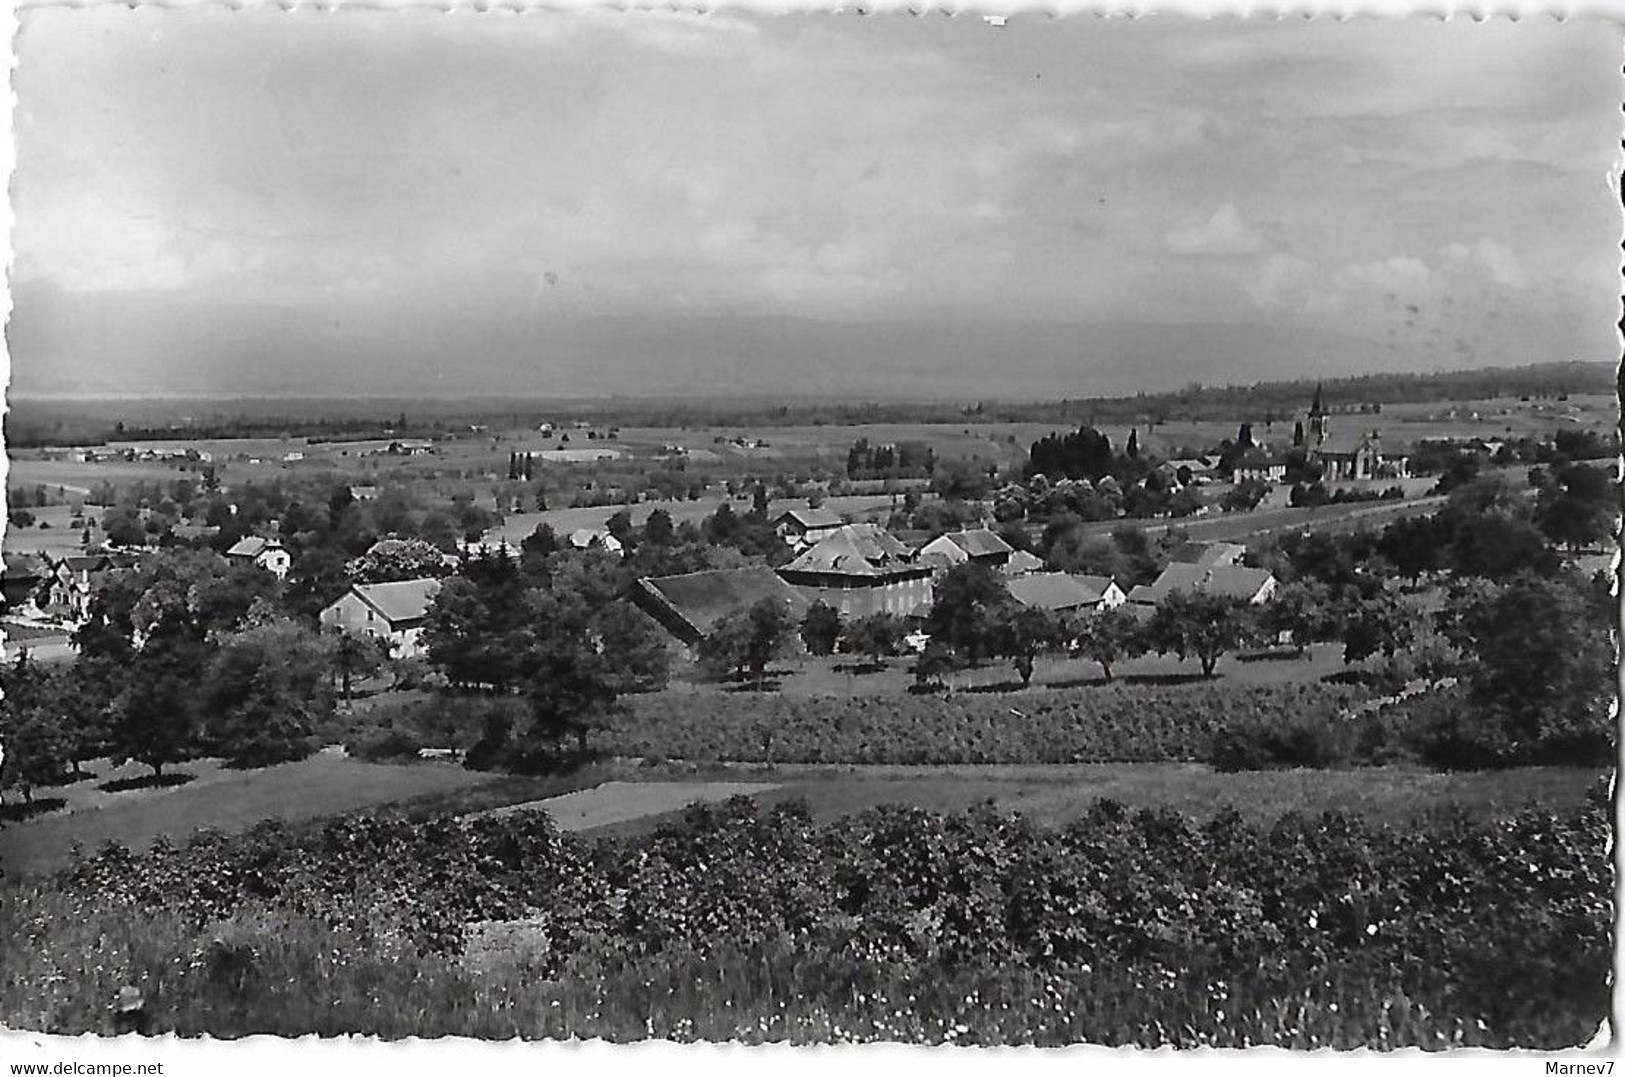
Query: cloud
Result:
<box><xmin>1163</xmin><ymin>204</ymin><xmax>1265</xmax><ymax>256</ymax></box>
<box><xmin>1247</xmin><ymin>254</ymin><xmax>1318</xmax><ymax>308</ymax></box>
<box><xmin>1335</xmin><ymin>256</ymin><xmax>1433</xmax><ymax>297</ymax></box>
<box><xmin>1444</xmin><ymin>239</ymin><xmax>1529</xmax><ymax>290</ymax></box>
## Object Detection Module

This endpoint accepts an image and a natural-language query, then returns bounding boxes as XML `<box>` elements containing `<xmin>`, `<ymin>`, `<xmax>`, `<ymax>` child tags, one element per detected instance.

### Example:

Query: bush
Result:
<box><xmin>1210</xmin><ymin>712</ymin><xmax>1354</xmax><ymax>772</ymax></box>
<box><xmin>11</xmin><ymin>798</ymin><xmax>1610</xmax><ymax>1046</ymax></box>
<box><xmin>344</xmin><ymin>727</ymin><xmax>424</xmax><ymax>763</ymax></box>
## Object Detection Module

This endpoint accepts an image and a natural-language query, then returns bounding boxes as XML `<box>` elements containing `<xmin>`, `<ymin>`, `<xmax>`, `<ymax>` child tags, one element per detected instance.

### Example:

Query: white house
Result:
<box><xmin>569</xmin><ymin>528</ymin><xmax>625</xmax><ymax>556</ymax></box>
<box><xmin>1126</xmin><ymin>564</ymin><xmax>1278</xmax><ymax>607</ymax></box>
<box><xmin>224</xmin><ymin>536</ymin><xmax>292</xmax><ymax>580</ymax></box>
<box><xmin>1005</xmin><ymin>572</ymin><xmax>1127</xmax><ymax>614</ymax></box>
<box><xmin>319</xmin><ymin>578</ymin><xmax>443</xmax><ymax>660</ymax></box>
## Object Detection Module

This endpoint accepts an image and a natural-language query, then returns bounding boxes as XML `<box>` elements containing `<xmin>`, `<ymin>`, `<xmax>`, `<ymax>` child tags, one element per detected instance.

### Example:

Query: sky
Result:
<box><xmin>8</xmin><ymin>9</ymin><xmax>1622</xmax><ymax>400</ymax></box>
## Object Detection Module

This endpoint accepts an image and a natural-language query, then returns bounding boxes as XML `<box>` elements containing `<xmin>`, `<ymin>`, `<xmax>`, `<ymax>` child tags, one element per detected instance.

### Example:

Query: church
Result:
<box><xmin>1302</xmin><ymin>386</ymin><xmax>1410</xmax><ymax>481</ymax></box>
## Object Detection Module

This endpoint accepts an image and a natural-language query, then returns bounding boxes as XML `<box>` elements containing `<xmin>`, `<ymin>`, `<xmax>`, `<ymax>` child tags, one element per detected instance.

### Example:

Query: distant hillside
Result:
<box><xmin>5</xmin><ymin>360</ymin><xmax>1615</xmax><ymax>447</ymax></box>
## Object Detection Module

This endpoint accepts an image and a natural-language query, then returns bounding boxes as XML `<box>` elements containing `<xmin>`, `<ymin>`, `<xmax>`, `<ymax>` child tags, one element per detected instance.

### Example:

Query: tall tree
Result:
<box><xmin>1146</xmin><ymin>590</ymin><xmax>1252</xmax><ymax>677</ymax></box>
<box><xmin>924</xmin><ymin>563</ymin><xmax>1013</xmax><ymax>666</ymax></box>
<box><xmin>1072</xmin><ymin>607</ymin><xmax>1146</xmax><ymax>682</ymax></box>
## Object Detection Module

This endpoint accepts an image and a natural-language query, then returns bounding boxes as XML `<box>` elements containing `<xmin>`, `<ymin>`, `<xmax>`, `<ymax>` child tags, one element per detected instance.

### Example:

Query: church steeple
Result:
<box><xmin>1308</xmin><ymin>384</ymin><xmax>1327</xmax><ymax>446</ymax></box>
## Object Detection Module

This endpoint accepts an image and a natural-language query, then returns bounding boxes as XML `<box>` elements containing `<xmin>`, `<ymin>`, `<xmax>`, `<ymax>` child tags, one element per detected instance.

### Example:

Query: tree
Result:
<box><xmin>1261</xmin><ymin>580</ymin><xmax>1333</xmax><ymax>655</ymax></box>
<box><xmin>1147</xmin><ymin>590</ymin><xmax>1251</xmax><ymax>677</ymax></box>
<box><xmin>345</xmin><ymin>538</ymin><xmax>450</xmax><ymax>584</ymax></box>
<box><xmin>593</xmin><ymin>600</ymin><xmax>671</xmax><ymax>694</ymax></box>
<box><xmin>109</xmin><ymin>633</ymin><xmax>206</xmax><ymax>778</ymax></box>
<box><xmin>1534</xmin><ymin>462</ymin><xmax>1615</xmax><ymax>551</ymax></box>
<box><xmin>912</xmin><ymin>641</ymin><xmax>956</xmax><ymax>692</ymax></box>
<box><xmin>800</xmin><ymin>601</ymin><xmax>843</xmax><ymax>657</ymax></box>
<box><xmin>1429</xmin><ymin>571</ymin><xmax>1614</xmax><ymax>766</ymax></box>
<box><xmin>331</xmin><ymin>627</ymin><xmax>385</xmax><ymax>703</ymax></box>
<box><xmin>923</xmin><ymin>563</ymin><xmax>1012</xmax><ymax>666</ymax></box>
<box><xmin>1338</xmin><ymin>591</ymin><xmax>1417</xmax><ymax>665</ymax></box>
<box><xmin>846</xmin><ymin>612</ymin><xmax>908</xmax><ymax>670</ymax></box>
<box><xmin>642</xmin><ymin>508</ymin><xmax>675</xmax><ymax>547</ymax></box>
<box><xmin>0</xmin><ymin>656</ymin><xmax>70</xmax><ymax>803</ymax></box>
<box><xmin>1220</xmin><ymin>480</ymin><xmax>1268</xmax><ymax>514</ymax></box>
<box><xmin>1072</xmin><ymin>607</ymin><xmax>1145</xmax><ymax>681</ymax></box>
<box><xmin>991</xmin><ymin>605</ymin><xmax>1064</xmax><ymax>686</ymax></box>
<box><xmin>203</xmin><ymin>620</ymin><xmax>334</xmax><ymax>767</ymax></box>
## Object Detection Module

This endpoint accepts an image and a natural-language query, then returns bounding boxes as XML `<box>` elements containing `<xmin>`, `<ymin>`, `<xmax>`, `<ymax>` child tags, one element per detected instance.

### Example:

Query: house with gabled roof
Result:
<box><xmin>225</xmin><ymin>535</ymin><xmax>291</xmax><ymax>579</ymax></box>
<box><xmin>569</xmin><ymin>528</ymin><xmax>624</xmax><ymax>557</ymax></box>
<box><xmin>777</xmin><ymin>523</ymin><xmax>934</xmax><ymax>619</ymax></box>
<box><xmin>773</xmin><ymin>506</ymin><xmax>845</xmax><ymax>550</ymax></box>
<box><xmin>1229</xmin><ymin>449</ymin><xmax>1288</xmax><ymax>485</ymax></box>
<box><xmin>1126</xmin><ymin>563</ymin><xmax>1277</xmax><ymax>608</ymax></box>
<box><xmin>918</xmin><ymin>528</ymin><xmax>1014</xmax><ymax>570</ymax></box>
<box><xmin>319</xmin><ymin>577</ymin><xmax>443</xmax><ymax>659</ymax></box>
<box><xmin>1005</xmin><ymin>572</ymin><xmax>1126</xmax><ymax>614</ymax></box>
<box><xmin>1000</xmin><ymin>549</ymin><xmax>1046</xmax><ymax>577</ymax></box>
<box><xmin>633</xmin><ymin>566</ymin><xmax>810</xmax><ymax>647</ymax></box>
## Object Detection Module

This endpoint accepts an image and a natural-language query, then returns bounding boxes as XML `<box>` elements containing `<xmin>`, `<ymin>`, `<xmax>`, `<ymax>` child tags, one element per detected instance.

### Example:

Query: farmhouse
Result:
<box><xmin>1127</xmin><ymin>563</ymin><xmax>1278</xmax><ymax>607</ymax></box>
<box><xmin>224</xmin><ymin>536</ymin><xmax>292</xmax><ymax>579</ymax></box>
<box><xmin>319</xmin><ymin>577</ymin><xmax>442</xmax><ymax>660</ymax></box>
<box><xmin>777</xmin><ymin>523</ymin><xmax>934</xmax><ymax>619</ymax></box>
<box><xmin>1005</xmin><ymin>572</ymin><xmax>1126</xmax><ymax>614</ymax></box>
<box><xmin>773</xmin><ymin>506</ymin><xmax>845</xmax><ymax>550</ymax></box>
<box><xmin>918</xmin><ymin>528</ymin><xmax>1014</xmax><ymax>570</ymax></box>
<box><xmin>632</xmin><ymin>566</ymin><xmax>810</xmax><ymax>647</ymax></box>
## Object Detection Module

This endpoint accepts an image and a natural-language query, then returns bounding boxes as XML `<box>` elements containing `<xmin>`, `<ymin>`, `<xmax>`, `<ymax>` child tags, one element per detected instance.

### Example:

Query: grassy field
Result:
<box><xmin>0</xmin><ymin>751</ymin><xmax>497</xmax><ymax>877</ymax></box>
<box><xmin>550</xmin><ymin>762</ymin><xmax>1606</xmax><ymax>840</ymax></box>
<box><xmin>666</xmin><ymin>642</ymin><xmax>1353</xmax><ymax>698</ymax></box>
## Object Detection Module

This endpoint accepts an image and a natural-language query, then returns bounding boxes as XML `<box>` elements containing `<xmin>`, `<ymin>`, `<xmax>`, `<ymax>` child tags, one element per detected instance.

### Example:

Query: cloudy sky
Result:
<box><xmin>9</xmin><ymin>9</ymin><xmax>1621</xmax><ymax>399</ymax></box>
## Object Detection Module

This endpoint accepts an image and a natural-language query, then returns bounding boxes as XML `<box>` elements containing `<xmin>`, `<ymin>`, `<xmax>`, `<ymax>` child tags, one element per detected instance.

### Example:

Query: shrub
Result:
<box><xmin>1210</xmin><ymin>712</ymin><xmax>1354</xmax><ymax>772</ymax></box>
<box><xmin>344</xmin><ymin>727</ymin><xmax>424</xmax><ymax>763</ymax></box>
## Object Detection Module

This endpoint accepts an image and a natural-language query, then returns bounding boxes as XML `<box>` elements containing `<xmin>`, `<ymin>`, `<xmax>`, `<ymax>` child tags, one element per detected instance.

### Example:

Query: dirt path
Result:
<box><xmin>464</xmin><ymin>780</ymin><xmax>781</xmax><ymax>830</ymax></box>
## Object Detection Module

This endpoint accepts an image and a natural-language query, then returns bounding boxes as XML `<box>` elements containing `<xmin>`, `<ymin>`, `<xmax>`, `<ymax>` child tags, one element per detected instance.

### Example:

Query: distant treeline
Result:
<box><xmin>7</xmin><ymin>360</ymin><xmax>1613</xmax><ymax>447</ymax></box>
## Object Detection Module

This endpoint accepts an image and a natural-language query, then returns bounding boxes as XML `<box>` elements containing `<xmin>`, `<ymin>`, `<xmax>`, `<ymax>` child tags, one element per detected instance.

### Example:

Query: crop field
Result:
<box><xmin>4</xmin><ymin>794</ymin><xmax>1607</xmax><ymax>1046</ymax></box>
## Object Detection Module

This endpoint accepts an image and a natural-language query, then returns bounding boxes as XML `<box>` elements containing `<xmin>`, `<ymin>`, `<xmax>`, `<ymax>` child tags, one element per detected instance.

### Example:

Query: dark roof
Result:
<box><xmin>1005</xmin><ymin>572</ymin><xmax>1115</xmax><ymax>612</ymax></box>
<box><xmin>1133</xmin><ymin>564</ymin><xmax>1275</xmax><ymax>604</ymax></box>
<box><xmin>634</xmin><ymin>567</ymin><xmax>809</xmax><ymax>644</ymax></box>
<box><xmin>226</xmin><ymin>536</ymin><xmax>283</xmax><ymax>558</ymax></box>
<box><xmin>774</xmin><ymin>506</ymin><xmax>844</xmax><ymax>530</ymax></box>
<box><xmin>781</xmin><ymin>524</ymin><xmax>917</xmax><ymax>578</ymax></box>
<box><xmin>1318</xmin><ymin>431</ymin><xmax>1385</xmax><ymax>456</ymax></box>
<box><xmin>936</xmin><ymin>528</ymin><xmax>1014</xmax><ymax>559</ymax></box>
<box><xmin>349</xmin><ymin>578</ymin><xmax>442</xmax><ymax>626</ymax></box>
<box><xmin>1231</xmin><ymin>449</ymin><xmax>1287</xmax><ymax>470</ymax></box>
<box><xmin>999</xmin><ymin>549</ymin><xmax>1046</xmax><ymax>576</ymax></box>
<box><xmin>2</xmin><ymin>554</ymin><xmax>48</xmax><ymax>581</ymax></box>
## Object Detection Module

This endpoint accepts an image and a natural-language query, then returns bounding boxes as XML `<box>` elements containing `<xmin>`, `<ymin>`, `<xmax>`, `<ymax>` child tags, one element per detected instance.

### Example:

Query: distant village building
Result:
<box><xmin>348</xmin><ymin>484</ymin><xmax>379</xmax><ymax>501</ymax></box>
<box><xmin>1005</xmin><ymin>572</ymin><xmax>1126</xmax><ymax>614</ymax></box>
<box><xmin>632</xmin><ymin>566</ymin><xmax>810</xmax><ymax>647</ymax></box>
<box><xmin>568</xmin><ymin>528</ymin><xmax>625</xmax><ymax>557</ymax></box>
<box><xmin>1229</xmin><ymin>449</ymin><xmax>1288</xmax><ymax>485</ymax></box>
<box><xmin>777</xmin><ymin>523</ymin><xmax>934</xmax><ymax>619</ymax></box>
<box><xmin>41</xmin><ymin>552</ymin><xmax>139</xmax><ymax>623</ymax></box>
<box><xmin>1304</xmin><ymin>386</ymin><xmax>1409</xmax><ymax>480</ymax></box>
<box><xmin>917</xmin><ymin>528</ymin><xmax>1014</xmax><ymax>571</ymax></box>
<box><xmin>773</xmin><ymin>506</ymin><xmax>846</xmax><ymax>550</ymax></box>
<box><xmin>319</xmin><ymin>578</ymin><xmax>442</xmax><ymax>660</ymax></box>
<box><xmin>224</xmin><ymin>536</ymin><xmax>291</xmax><ymax>579</ymax></box>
